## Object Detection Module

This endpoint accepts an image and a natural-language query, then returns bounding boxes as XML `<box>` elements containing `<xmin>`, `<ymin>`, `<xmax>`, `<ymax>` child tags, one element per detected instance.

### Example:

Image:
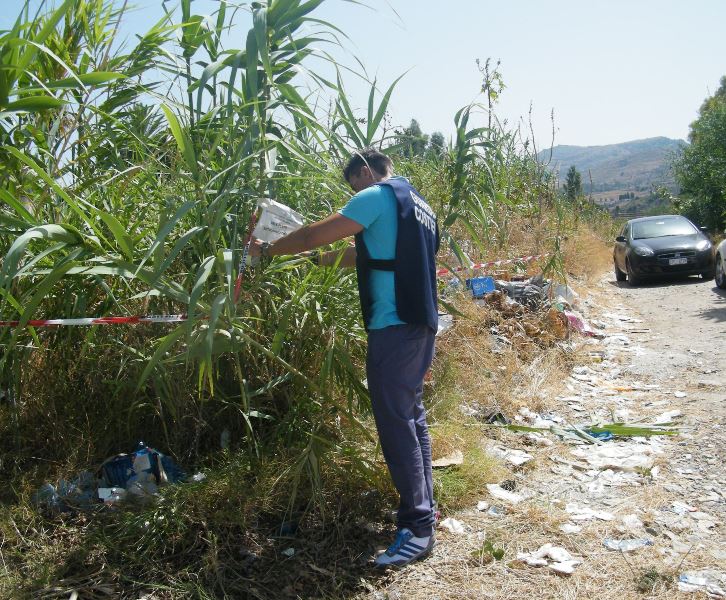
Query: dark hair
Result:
<box><xmin>343</xmin><ymin>148</ymin><xmax>393</xmax><ymax>182</ymax></box>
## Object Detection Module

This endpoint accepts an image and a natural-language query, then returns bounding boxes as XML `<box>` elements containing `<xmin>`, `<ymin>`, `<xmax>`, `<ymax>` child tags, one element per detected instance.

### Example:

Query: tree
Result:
<box><xmin>564</xmin><ymin>165</ymin><xmax>582</xmax><ymax>201</ymax></box>
<box><xmin>399</xmin><ymin>119</ymin><xmax>429</xmax><ymax>157</ymax></box>
<box><xmin>428</xmin><ymin>131</ymin><xmax>445</xmax><ymax>157</ymax></box>
<box><xmin>673</xmin><ymin>76</ymin><xmax>726</xmax><ymax>229</ymax></box>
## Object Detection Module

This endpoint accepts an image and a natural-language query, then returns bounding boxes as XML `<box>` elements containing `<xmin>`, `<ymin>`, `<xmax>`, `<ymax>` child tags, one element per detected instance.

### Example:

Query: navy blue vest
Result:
<box><xmin>354</xmin><ymin>178</ymin><xmax>440</xmax><ymax>332</ymax></box>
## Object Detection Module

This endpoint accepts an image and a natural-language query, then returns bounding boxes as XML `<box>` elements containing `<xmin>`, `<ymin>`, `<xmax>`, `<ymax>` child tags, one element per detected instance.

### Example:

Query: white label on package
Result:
<box><xmin>252</xmin><ymin>199</ymin><xmax>304</xmax><ymax>243</ymax></box>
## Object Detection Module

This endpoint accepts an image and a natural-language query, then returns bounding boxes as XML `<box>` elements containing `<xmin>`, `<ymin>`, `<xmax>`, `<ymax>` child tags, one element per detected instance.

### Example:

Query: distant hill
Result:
<box><xmin>538</xmin><ymin>137</ymin><xmax>687</xmax><ymax>193</ymax></box>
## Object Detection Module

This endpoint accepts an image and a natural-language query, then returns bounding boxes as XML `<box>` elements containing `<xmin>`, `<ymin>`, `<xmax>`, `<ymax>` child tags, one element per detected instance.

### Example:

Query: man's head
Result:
<box><xmin>343</xmin><ymin>148</ymin><xmax>393</xmax><ymax>193</ymax></box>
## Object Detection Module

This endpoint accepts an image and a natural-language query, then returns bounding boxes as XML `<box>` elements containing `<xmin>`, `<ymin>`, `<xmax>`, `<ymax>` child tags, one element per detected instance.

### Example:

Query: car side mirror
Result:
<box><xmin>615</xmin><ymin>235</ymin><xmax>626</xmax><ymax>243</ymax></box>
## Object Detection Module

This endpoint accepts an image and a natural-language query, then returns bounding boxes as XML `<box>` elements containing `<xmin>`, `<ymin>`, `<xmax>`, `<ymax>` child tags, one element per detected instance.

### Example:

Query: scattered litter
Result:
<box><xmin>571</xmin><ymin>440</ymin><xmax>663</xmax><ymax>472</ymax></box>
<box><xmin>487</xmin><ymin>506</ymin><xmax>505</xmax><ymax>518</ymax></box>
<box><xmin>688</xmin><ymin>349</ymin><xmax>704</xmax><ymax>355</ymax></box>
<box><xmin>496</xmin><ymin>278</ymin><xmax>545</xmax><ymax>308</ymax></box>
<box><xmin>545</xmin><ymin>283</ymin><xmax>579</xmax><ymax>305</ymax></box>
<box><xmin>560</xmin><ymin>523</ymin><xmax>582</xmax><ymax>534</ymax></box>
<box><xmin>191</xmin><ymin>472</ymin><xmax>207</xmax><ymax>482</ymax></box>
<box><xmin>621</xmin><ymin>514</ymin><xmax>644</xmax><ymax>530</ymax></box>
<box><xmin>281</xmin><ymin>547</ymin><xmax>295</xmax><ymax>558</ymax></box>
<box><xmin>652</xmin><ymin>410</ymin><xmax>682</xmax><ymax>424</ymax></box>
<box><xmin>549</xmin><ymin>560</ymin><xmax>581</xmax><ymax>576</ymax></box>
<box><xmin>585</xmin><ymin>424</ymin><xmax>677</xmax><ymax>438</ymax></box>
<box><xmin>466</xmin><ymin>276</ymin><xmax>496</xmax><ymax>298</ymax></box>
<box><xmin>525</xmin><ymin>432</ymin><xmax>553</xmax><ymax>446</ymax></box>
<box><xmin>564</xmin><ymin>310</ymin><xmax>598</xmax><ymax>337</ymax></box>
<box><xmin>98</xmin><ymin>487</ymin><xmax>127</xmax><ymax>504</ymax></box>
<box><xmin>439</xmin><ymin>517</ymin><xmax>466</xmax><ymax>534</ymax></box>
<box><xmin>33</xmin><ymin>442</ymin><xmax>185</xmax><ymax>512</ymax></box>
<box><xmin>674</xmin><ymin>391</ymin><xmax>687</xmax><ymax>398</ymax></box>
<box><xmin>484</xmin><ymin>411</ymin><xmax>510</xmax><ymax>425</ymax></box>
<box><xmin>670</xmin><ymin>500</ymin><xmax>696</xmax><ymax>515</ymax></box>
<box><xmin>486</xmin><ymin>484</ymin><xmax>524</xmax><ymax>504</ymax></box>
<box><xmin>436</xmin><ymin>313</ymin><xmax>454</xmax><ymax>336</ymax></box>
<box><xmin>489</xmin><ymin>446</ymin><xmax>534</xmax><ymax>467</ymax></box>
<box><xmin>565</xmin><ymin>503</ymin><xmax>614</xmax><ymax>521</ymax></box>
<box><xmin>604</xmin><ymin>313</ymin><xmax>642</xmax><ymax>323</ymax></box>
<box><xmin>432</xmin><ymin>450</ymin><xmax>464</xmax><ymax>468</ymax></box>
<box><xmin>678</xmin><ymin>571</ymin><xmax>726</xmax><ymax>596</ymax></box>
<box><xmin>516</xmin><ymin>544</ymin><xmax>582</xmax><ymax>575</ymax></box>
<box><xmin>476</xmin><ymin>500</ymin><xmax>490</xmax><ymax>512</ymax></box>
<box><xmin>584</xmin><ymin>428</ymin><xmax>614</xmax><ymax>441</ymax></box>
<box><xmin>603</xmin><ymin>538</ymin><xmax>653</xmax><ymax>552</ymax></box>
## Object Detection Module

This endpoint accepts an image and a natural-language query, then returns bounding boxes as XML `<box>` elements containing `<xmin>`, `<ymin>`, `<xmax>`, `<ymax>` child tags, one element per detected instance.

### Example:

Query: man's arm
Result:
<box><xmin>251</xmin><ymin>212</ymin><xmax>362</xmax><ymax>257</ymax></box>
<box><xmin>318</xmin><ymin>246</ymin><xmax>356</xmax><ymax>268</ymax></box>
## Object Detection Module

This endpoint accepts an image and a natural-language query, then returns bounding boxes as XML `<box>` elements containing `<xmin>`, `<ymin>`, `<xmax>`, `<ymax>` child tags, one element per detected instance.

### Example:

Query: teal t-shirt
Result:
<box><xmin>339</xmin><ymin>178</ymin><xmax>406</xmax><ymax>330</ymax></box>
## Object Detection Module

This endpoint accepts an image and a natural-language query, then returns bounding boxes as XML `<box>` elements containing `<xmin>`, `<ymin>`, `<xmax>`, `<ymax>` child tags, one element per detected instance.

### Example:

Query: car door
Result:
<box><xmin>614</xmin><ymin>223</ymin><xmax>629</xmax><ymax>271</ymax></box>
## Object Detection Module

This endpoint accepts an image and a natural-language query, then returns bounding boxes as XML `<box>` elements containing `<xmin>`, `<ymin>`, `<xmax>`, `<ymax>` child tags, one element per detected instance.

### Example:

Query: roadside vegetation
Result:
<box><xmin>672</xmin><ymin>76</ymin><xmax>726</xmax><ymax>231</ymax></box>
<box><xmin>0</xmin><ymin>1</ymin><xmax>614</xmax><ymax>597</ymax></box>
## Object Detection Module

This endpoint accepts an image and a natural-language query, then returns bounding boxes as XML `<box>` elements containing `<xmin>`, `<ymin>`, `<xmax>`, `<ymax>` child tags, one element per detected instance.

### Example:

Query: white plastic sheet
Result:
<box><xmin>252</xmin><ymin>198</ymin><xmax>304</xmax><ymax>243</ymax></box>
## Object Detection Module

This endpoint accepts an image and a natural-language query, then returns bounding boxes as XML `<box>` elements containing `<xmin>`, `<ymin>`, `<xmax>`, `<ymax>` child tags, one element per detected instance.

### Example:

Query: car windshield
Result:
<box><xmin>632</xmin><ymin>218</ymin><xmax>697</xmax><ymax>240</ymax></box>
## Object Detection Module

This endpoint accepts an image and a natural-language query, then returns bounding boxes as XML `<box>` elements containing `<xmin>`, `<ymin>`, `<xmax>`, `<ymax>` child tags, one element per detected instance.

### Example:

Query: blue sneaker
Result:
<box><xmin>374</xmin><ymin>528</ymin><xmax>435</xmax><ymax>568</ymax></box>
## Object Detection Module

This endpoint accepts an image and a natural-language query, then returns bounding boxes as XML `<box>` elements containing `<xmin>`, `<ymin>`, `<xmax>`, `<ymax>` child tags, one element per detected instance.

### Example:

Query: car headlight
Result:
<box><xmin>696</xmin><ymin>240</ymin><xmax>712</xmax><ymax>251</ymax></box>
<box><xmin>633</xmin><ymin>245</ymin><xmax>654</xmax><ymax>256</ymax></box>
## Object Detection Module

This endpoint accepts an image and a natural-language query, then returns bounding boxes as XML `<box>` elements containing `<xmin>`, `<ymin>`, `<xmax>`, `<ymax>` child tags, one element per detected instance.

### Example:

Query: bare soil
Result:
<box><xmin>360</xmin><ymin>273</ymin><xmax>726</xmax><ymax>600</ymax></box>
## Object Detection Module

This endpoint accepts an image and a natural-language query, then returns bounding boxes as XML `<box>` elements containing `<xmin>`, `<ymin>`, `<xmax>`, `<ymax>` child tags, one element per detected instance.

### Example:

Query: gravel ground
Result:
<box><xmin>361</xmin><ymin>273</ymin><xmax>726</xmax><ymax>600</ymax></box>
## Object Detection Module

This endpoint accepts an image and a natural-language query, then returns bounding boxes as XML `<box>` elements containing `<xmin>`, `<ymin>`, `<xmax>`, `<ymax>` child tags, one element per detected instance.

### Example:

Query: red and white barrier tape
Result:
<box><xmin>233</xmin><ymin>211</ymin><xmax>259</xmax><ymax>304</ymax></box>
<box><xmin>436</xmin><ymin>253</ymin><xmax>549</xmax><ymax>277</ymax></box>
<box><xmin>0</xmin><ymin>252</ymin><xmax>549</xmax><ymax>328</ymax></box>
<box><xmin>0</xmin><ymin>315</ymin><xmax>188</xmax><ymax>327</ymax></box>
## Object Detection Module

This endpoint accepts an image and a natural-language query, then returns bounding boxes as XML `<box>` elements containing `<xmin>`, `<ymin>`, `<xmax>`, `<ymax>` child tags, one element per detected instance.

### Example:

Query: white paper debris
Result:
<box><xmin>486</xmin><ymin>484</ymin><xmax>524</xmax><ymax>504</ymax></box>
<box><xmin>560</xmin><ymin>523</ymin><xmax>582</xmax><ymax>534</ymax></box>
<box><xmin>525</xmin><ymin>433</ymin><xmax>553</xmax><ymax>446</ymax></box>
<box><xmin>439</xmin><ymin>517</ymin><xmax>466</xmax><ymax>534</ymax></box>
<box><xmin>565</xmin><ymin>503</ymin><xmax>614</xmax><ymax>521</ymax></box>
<box><xmin>652</xmin><ymin>410</ymin><xmax>682</xmax><ymax>424</ymax></box>
<box><xmin>678</xmin><ymin>571</ymin><xmax>726</xmax><ymax>596</ymax></box>
<box><xmin>517</xmin><ymin>544</ymin><xmax>582</xmax><ymax>575</ymax></box>
<box><xmin>621</xmin><ymin>514</ymin><xmax>644</xmax><ymax>530</ymax></box>
<box><xmin>489</xmin><ymin>446</ymin><xmax>534</xmax><ymax>467</ymax></box>
<box><xmin>603</xmin><ymin>538</ymin><xmax>653</xmax><ymax>552</ymax></box>
<box><xmin>476</xmin><ymin>500</ymin><xmax>490</xmax><ymax>512</ymax></box>
<box><xmin>571</xmin><ymin>440</ymin><xmax>662</xmax><ymax>472</ymax></box>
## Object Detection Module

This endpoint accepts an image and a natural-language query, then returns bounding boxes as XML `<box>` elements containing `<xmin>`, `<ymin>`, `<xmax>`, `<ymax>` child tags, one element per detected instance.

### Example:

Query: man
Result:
<box><xmin>249</xmin><ymin>148</ymin><xmax>440</xmax><ymax>567</ymax></box>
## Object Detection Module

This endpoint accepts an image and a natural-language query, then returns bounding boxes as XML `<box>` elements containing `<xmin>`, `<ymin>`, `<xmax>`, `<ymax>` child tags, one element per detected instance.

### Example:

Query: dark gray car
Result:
<box><xmin>613</xmin><ymin>215</ymin><xmax>714</xmax><ymax>286</ymax></box>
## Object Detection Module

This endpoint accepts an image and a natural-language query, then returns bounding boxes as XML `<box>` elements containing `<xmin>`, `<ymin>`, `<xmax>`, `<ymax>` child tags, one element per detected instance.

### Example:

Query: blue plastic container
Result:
<box><xmin>466</xmin><ymin>276</ymin><xmax>496</xmax><ymax>298</ymax></box>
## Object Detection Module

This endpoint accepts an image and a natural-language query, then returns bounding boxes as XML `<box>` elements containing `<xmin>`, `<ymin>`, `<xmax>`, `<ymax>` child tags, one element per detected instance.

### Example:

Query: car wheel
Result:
<box><xmin>716</xmin><ymin>254</ymin><xmax>726</xmax><ymax>289</ymax></box>
<box><xmin>626</xmin><ymin>260</ymin><xmax>641</xmax><ymax>287</ymax></box>
<box><xmin>614</xmin><ymin>261</ymin><xmax>627</xmax><ymax>282</ymax></box>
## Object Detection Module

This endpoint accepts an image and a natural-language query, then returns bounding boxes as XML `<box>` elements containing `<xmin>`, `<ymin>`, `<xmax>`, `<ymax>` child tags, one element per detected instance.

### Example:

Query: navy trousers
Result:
<box><xmin>367</xmin><ymin>323</ymin><xmax>436</xmax><ymax>537</ymax></box>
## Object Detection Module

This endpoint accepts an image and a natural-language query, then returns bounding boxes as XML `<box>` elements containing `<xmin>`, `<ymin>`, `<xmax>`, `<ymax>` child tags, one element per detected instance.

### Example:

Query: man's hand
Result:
<box><xmin>247</xmin><ymin>239</ymin><xmax>265</xmax><ymax>258</ymax></box>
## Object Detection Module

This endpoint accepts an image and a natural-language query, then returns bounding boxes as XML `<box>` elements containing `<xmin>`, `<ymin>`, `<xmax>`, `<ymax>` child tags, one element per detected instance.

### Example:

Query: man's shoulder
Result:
<box><xmin>348</xmin><ymin>182</ymin><xmax>396</xmax><ymax>210</ymax></box>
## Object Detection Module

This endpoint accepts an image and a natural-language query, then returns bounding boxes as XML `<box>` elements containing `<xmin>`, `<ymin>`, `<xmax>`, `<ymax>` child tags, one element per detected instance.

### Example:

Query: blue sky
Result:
<box><xmin>4</xmin><ymin>0</ymin><xmax>726</xmax><ymax>147</ymax></box>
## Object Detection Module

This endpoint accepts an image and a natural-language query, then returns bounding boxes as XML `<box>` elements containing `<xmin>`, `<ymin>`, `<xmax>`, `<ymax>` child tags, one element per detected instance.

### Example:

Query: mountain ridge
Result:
<box><xmin>538</xmin><ymin>136</ymin><xmax>687</xmax><ymax>193</ymax></box>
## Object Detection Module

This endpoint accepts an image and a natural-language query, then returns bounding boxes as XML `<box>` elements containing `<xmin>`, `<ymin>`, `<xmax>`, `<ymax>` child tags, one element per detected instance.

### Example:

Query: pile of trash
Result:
<box><xmin>440</xmin><ymin>272</ymin><xmax>599</xmax><ymax>347</ymax></box>
<box><xmin>33</xmin><ymin>442</ymin><xmax>188</xmax><ymax>512</ymax></box>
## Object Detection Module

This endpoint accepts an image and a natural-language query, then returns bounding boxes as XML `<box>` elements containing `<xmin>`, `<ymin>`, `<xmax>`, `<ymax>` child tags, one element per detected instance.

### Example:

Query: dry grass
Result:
<box><xmin>562</xmin><ymin>226</ymin><xmax>615</xmax><ymax>285</ymax></box>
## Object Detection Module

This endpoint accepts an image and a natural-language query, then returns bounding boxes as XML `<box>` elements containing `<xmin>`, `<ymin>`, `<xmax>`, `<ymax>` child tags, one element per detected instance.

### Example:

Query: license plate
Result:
<box><xmin>669</xmin><ymin>258</ymin><xmax>688</xmax><ymax>265</ymax></box>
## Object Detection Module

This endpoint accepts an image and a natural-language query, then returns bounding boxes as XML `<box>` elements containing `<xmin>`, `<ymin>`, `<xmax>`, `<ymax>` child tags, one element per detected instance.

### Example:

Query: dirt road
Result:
<box><xmin>364</xmin><ymin>274</ymin><xmax>725</xmax><ymax>599</ymax></box>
